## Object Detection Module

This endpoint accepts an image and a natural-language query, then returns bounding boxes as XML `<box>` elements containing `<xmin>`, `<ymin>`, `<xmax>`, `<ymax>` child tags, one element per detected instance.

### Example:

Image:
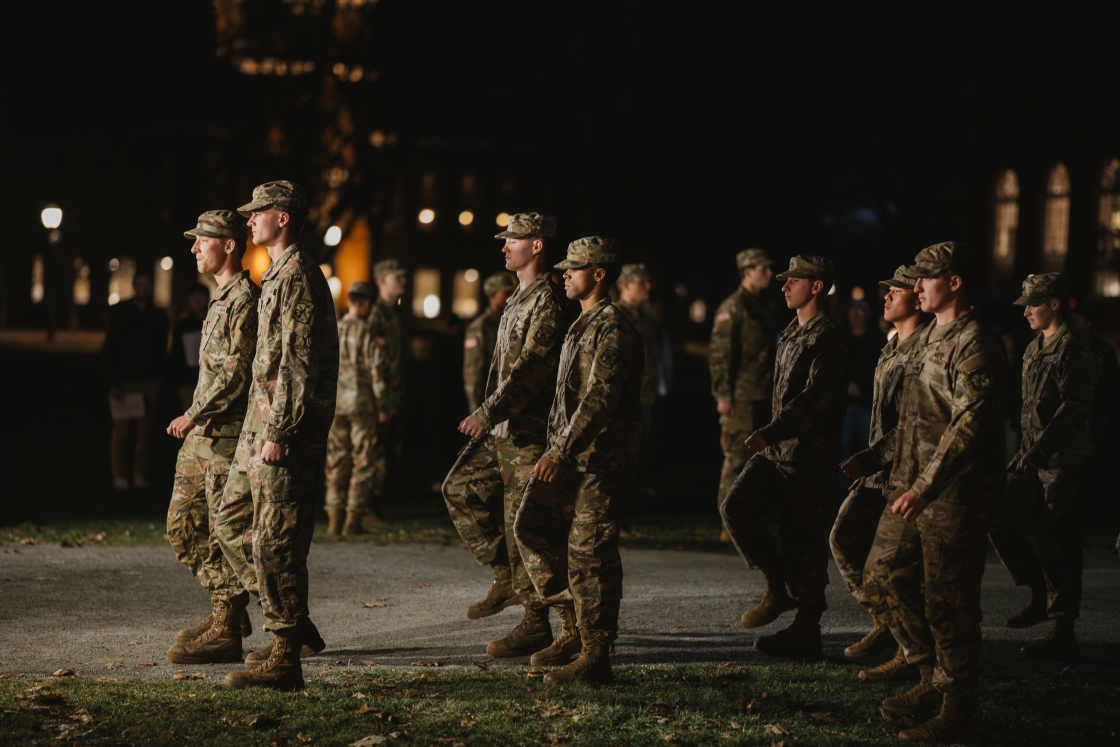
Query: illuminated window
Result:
<box><xmin>992</xmin><ymin>169</ymin><xmax>1019</xmax><ymax>277</ymax></box>
<box><xmin>73</xmin><ymin>258</ymin><xmax>90</xmax><ymax>306</ymax></box>
<box><xmin>31</xmin><ymin>254</ymin><xmax>44</xmax><ymax>303</ymax></box>
<box><xmin>108</xmin><ymin>257</ymin><xmax>136</xmax><ymax>306</ymax></box>
<box><xmin>1094</xmin><ymin>158</ymin><xmax>1120</xmax><ymax>297</ymax></box>
<box><xmin>452</xmin><ymin>269</ymin><xmax>480</xmax><ymax>318</ymax></box>
<box><xmin>412</xmin><ymin>268</ymin><xmax>441</xmax><ymax>318</ymax></box>
<box><xmin>1042</xmin><ymin>164</ymin><xmax>1071</xmax><ymax>271</ymax></box>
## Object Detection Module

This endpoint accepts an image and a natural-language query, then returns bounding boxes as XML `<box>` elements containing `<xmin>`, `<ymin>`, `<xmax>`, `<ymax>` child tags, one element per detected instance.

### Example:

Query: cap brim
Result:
<box><xmin>1012</xmin><ymin>295</ymin><xmax>1050</xmax><ymax>306</ymax></box>
<box><xmin>554</xmin><ymin>259</ymin><xmax>591</xmax><ymax>270</ymax></box>
<box><xmin>185</xmin><ymin>229</ymin><xmax>221</xmax><ymax>239</ymax></box>
<box><xmin>774</xmin><ymin>271</ymin><xmax>819</xmax><ymax>280</ymax></box>
<box><xmin>879</xmin><ymin>278</ymin><xmax>916</xmax><ymax>289</ymax></box>
<box><xmin>495</xmin><ymin>230</ymin><xmax>535</xmax><ymax>239</ymax></box>
<box><xmin>909</xmin><ymin>265</ymin><xmax>948</xmax><ymax>278</ymax></box>
<box><xmin>237</xmin><ymin>199</ymin><xmax>273</xmax><ymax>217</ymax></box>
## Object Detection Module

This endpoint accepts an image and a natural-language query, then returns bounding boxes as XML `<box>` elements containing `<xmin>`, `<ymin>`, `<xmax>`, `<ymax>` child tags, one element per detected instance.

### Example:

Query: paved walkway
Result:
<box><xmin>1</xmin><ymin>543</ymin><xmax>1117</xmax><ymax>680</ymax></box>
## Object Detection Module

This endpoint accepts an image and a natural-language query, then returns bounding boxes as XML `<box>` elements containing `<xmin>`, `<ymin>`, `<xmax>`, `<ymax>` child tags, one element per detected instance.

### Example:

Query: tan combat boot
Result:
<box><xmin>740</xmin><ymin>589</ymin><xmax>798</xmax><ymax>629</ymax></box>
<box><xmin>844</xmin><ymin>615</ymin><xmax>894</xmax><ymax>660</ymax></box>
<box><xmin>754</xmin><ymin>606</ymin><xmax>822</xmax><ymax>660</ymax></box>
<box><xmin>486</xmin><ymin>605</ymin><xmax>553</xmax><ymax>657</ymax></box>
<box><xmin>466</xmin><ymin>565</ymin><xmax>519</xmax><ymax>620</ymax></box>
<box><xmin>1023</xmin><ymin>619</ymin><xmax>1079</xmax><ymax>660</ymax></box>
<box><xmin>543</xmin><ymin>630</ymin><xmax>613</xmax><ymax>685</ymax></box>
<box><xmin>175</xmin><ymin>604</ymin><xmax>252</xmax><ymax>644</ymax></box>
<box><xmin>1005</xmin><ymin>586</ymin><xmax>1048</xmax><ymax>628</ymax></box>
<box><xmin>531</xmin><ymin>604</ymin><xmax>581</xmax><ymax>666</ymax></box>
<box><xmin>225</xmin><ymin>632</ymin><xmax>304</xmax><ymax>691</ymax></box>
<box><xmin>363</xmin><ymin>507</ymin><xmax>389</xmax><ymax>527</ymax></box>
<box><xmin>898</xmin><ymin>692</ymin><xmax>975</xmax><ymax>742</ymax></box>
<box><xmin>859</xmin><ymin>647</ymin><xmax>918</xmax><ymax>682</ymax></box>
<box><xmin>327</xmin><ymin>509</ymin><xmax>345</xmax><ymax>538</ymax></box>
<box><xmin>342</xmin><ymin>511</ymin><xmax>367</xmax><ymax>536</ymax></box>
<box><xmin>881</xmin><ymin>665</ymin><xmax>942</xmax><ymax>718</ymax></box>
<box><xmin>245</xmin><ymin>617</ymin><xmax>326</xmax><ymax>665</ymax></box>
<box><xmin>166</xmin><ymin>598</ymin><xmax>245</xmax><ymax>664</ymax></box>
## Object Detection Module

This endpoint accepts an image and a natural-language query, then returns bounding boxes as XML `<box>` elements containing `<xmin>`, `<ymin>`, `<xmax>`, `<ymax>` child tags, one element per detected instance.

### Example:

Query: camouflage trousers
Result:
<box><xmin>515</xmin><ymin>469</ymin><xmax>628</xmax><ymax>635</ymax></box>
<box><xmin>863</xmin><ymin>500</ymin><xmax>991</xmax><ymax>696</ymax></box>
<box><xmin>828</xmin><ymin>479</ymin><xmax>887</xmax><ymax>610</ymax></box>
<box><xmin>720</xmin><ymin>455</ymin><xmax>835</xmax><ymax>609</ymax></box>
<box><xmin>166</xmin><ymin>432</ymin><xmax>245</xmax><ymax>602</ymax></box>
<box><xmin>442</xmin><ymin>435</ymin><xmax>543</xmax><ymax>607</ymax></box>
<box><xmin>324</xmin><ymin>413</ymin><xmax>385</xmax><ymax>514</ymax></box>
<box><xmin>989</xmin><ymin>466</ymin><xmax>1087</xmax><ymax>620</ymax></box>
<box><xmin>717</xmin><ymin>401</ymin><xmax>769</xmax><ymax>510</ymax></box>
<box><xmin>216</xmin><ymin>430</ymin><xmax>327</xmax><ymax>633</ymax></box>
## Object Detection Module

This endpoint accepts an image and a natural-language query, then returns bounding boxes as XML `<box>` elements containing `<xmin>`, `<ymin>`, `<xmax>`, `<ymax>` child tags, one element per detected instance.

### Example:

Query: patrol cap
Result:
<box><xmin>736</xmin><ymin>248</ymin><xmax>774</xmax><ymax>269</ymax></box>
<box><xmin>554</xmin><ymin>236</ymin><xmax>621</xmax><ymax>270</ymax></box>
<box><xmin>237</xmin><ymin>180</ymin><xmax>309</xmax><ymax>217</ymax></box>
<box><xmin>494</xmin><ymin>212</ymin><xmax>557</xmax><ymax>240</ymax></box>
<box><xmin>483</xmin><ymin>272</ymin><xmax>516</xmax><ymax>294</ymax></box>
<box><xmin>775</xmin><ymin>254</ymin><xmax>834</xmax><ymax>281</ymax></box>
<box><xmin>1013</xmin><ymin>272</ymin><xmax>1066</xmax><ymax>306</ymax></box>
<box><xmin>183</xmin><ymin>210</ymin><xmax>248</xmax><ymax>241</ymax></box>
<box><xmin>879</xmin><ymin>264</ymin><xmax>921</xmax><ymax>290</ymax></box>
<box><xmin>619</xmin><ymin>263</ymin><xmax>651</xmax><ymax>282</ymax></box>
<box><xmin>373</xmin><ymin>259</ymin><xmax>408</xmax><ymax>280</ymax></box>
<box><xmin>348</xmin><ymin>280</ymin><xmax>375</xmax><ymax>299</ymax></box>
<box><xmin>910</xmin><ymin>241</ymin><xmax>969</xmax><ymax>278</ymax></box>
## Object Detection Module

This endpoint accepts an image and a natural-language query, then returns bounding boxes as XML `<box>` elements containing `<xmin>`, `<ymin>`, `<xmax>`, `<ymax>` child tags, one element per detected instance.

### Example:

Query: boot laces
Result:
<box><xmin>252</xmin><ymin>637</ymin><xmax>286</xmax><ymax>673</ymax></box>
<box><xmin>196</xmin><ymin>604</ymin><xmax>231</xmax><ymax>644</ymax></box>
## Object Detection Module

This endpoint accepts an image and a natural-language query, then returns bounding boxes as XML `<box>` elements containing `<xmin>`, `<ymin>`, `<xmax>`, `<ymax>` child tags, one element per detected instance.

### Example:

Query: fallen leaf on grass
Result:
<box><xmin>658</xmin><ymin>733</ymin><xmax>675</xmax><ymax>743</ymax></box>
<box><xmin>411</xmin><ymin>660</ymin><xmax>440</xmax><ymax>667</ymax></box>
<box><xmin>105</xmin><ymin>662</ymin><xmax>123</xmax><ymax>670</ymax></box>
<box><xmin>730</xmin><ymin>721</ymin><xmax>743</xmax><ymax>730</ymax></box>
<box><xmin>811</xmin><ymin>712</ymin><xmax>839</xmax><ymax>724</ymax></box>
<box><xmin>525</xmin><ymin>668</ymin><xmax>548</xmax><ymax>678</ymax></box>
<box><xmin>85</xmin><ymin>532</ymin><xmax>108</xmax><ymax>542</ymax></box>
<box><xmin>136</xmin><ymin>662</ymin><xmax>156</xmax><ymax>668</ymax></box>
<box><xmin>472</xmin><ymin>660</ymin><xmax>491</xmax><ymax>671</ymax></box>
<box><xmin>52</xmin><ymin>668</ymin><xmax>76</xmax><ymax>677</ymax></box>
<box><xmin>0</xmin><ymin>673</ymin><xmax>23</xmax><ymax>679</ymax></box>
<box><xmin>460</xmin><ymin>716</ymin><xmax>480</xmax><ymax>727</ymax></box>
<box><xmin>296</xmin><ymin>733</ymin><xmax>312</xmax><ymax>744</ymax></box>
<box><xmin>540</xmin><ymin>707</ymin><xmax>579</xmax><ymax>719</ymax></box>
<box><xmin>172</xmin><ymin>672</ymin><xmax>206</xmax><ymax>681</ymax></box>
<box><xmin>349</xmin><ymin>737</ymin><xmax>387</xmax><ymax>746</ymax></box>
<box><xmin>242</xmin><ymin>713</ymin><xmax>270</xmax><ymax>727</ymax></box>
<box><xmin>70</xmin><ymin>709</ymin><xmax>94</xmax><ymax>725</ymax></box>
<box><xmin>762</xmin><ymin>724</ymin><xmax>789</xmax><ymax>735</ymax></box>
<box><xmin>19</xmin><ymin>538</ymin><xmax>38</xmax><ymax>545</ymax></box>
<box><xmin>352</xmin><ymin>692</ymin><xmax>370</xmax><ymax>699</ymax></box>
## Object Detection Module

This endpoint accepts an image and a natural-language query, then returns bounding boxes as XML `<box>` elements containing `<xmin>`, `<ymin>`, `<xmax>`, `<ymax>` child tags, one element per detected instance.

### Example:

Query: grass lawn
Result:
<box><xmin>2</xmin><ymin>661</ymin><xmax>1118</xmax><ymax>746</ymax></box>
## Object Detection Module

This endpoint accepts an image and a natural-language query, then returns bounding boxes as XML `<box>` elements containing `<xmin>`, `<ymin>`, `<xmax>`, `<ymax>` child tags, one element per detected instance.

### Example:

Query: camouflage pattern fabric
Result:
<box><xmin>368</xmin><ymin>298</ymin><xmax>406</xmax><ymax>419</ymax></box>
<box><xmin>442</xmin><ymin>436</ymin><xmax>506</xmax><ymax>566</ymax></box>
<box><xmin>863</xmin><ymin>500</ymin><xmax>990</xmax><ymax>696</ymax></box>
<box><xmin>615</xmin><ymin>299</ymin><xmax>658</xmax><ymax>409</ymax></box>
<box><xmin>708</xmin><ymin>287</ymin><xmax>776</xmax><ymax>407</ymax></box>
<box><xmin>828</xmin><ymin>480</ymin><xmax>886</xmax><ymax>609</ymax></box>
<box><xmin>463</xmin><ymin>308</ymin><xmax>500</xmax><ymax>413</ymax></box>
<box><xmin>166</xmin><ymin>433</ymin><xmax>245</xmax><ymax>601</ymax></box>
<box><xmin>858</xmin><ymin>324</ymin><xmax>927</xmax><ymax>489</ymax></box>
<box><xmin>715</xmin><ymin>402</ymin><xmax>770</xmax><ymax>510</ymax></box>
<box><xmin>237</xmin><ymin>180</ymin><xmax>308</xmax><ymax>216</ymax></box>
<box><xmin>183</xmin><ymin>210</ymin><xmax>248</xmax><ymax>241</ymax></box>
<box><xmin>324</xmin><ymin>414</ymin><xmax>382</xmax><ymax>513</ymax></box>
<box><xmin>333</xmin><ymin>312</ymin><xmax>378</xmax><ymax>416</ymax></box>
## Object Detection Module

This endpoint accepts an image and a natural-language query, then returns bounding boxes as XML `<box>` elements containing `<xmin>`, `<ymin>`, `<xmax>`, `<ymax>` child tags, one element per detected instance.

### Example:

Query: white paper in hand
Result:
<box><xmin>182</xmin><ymin>331</ymin><xmax>202</xmax><ymax>368</ymax></box>
<box><xmin>109</xmin><ymin>392</ymin><xmax>146</xmax><ymax>420</ymax></box>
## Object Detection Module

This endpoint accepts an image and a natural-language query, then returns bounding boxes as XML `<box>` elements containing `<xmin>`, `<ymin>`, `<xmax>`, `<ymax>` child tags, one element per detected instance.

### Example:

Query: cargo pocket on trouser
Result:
<box><xmin>253</xmin><ymin>460</ymin><xmax>315</xmax><ymax>631</ymax></box>
<box><xmin>568</xmin><ymin>472</ymin><xmax>625</xmax><ymax>633</ymax></box>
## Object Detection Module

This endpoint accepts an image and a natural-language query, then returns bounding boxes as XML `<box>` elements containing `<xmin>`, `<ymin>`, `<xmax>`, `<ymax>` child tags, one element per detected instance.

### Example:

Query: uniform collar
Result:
<box><xmin>1032</xmin><ymin>321</ymin><xmax>1069</xmax><ymax>356</ymax></box>
<box><xmin>569</xmin><ymin>296</ymin><xmax>612</xmax><ymax>338</ymax></box>
<box><xmin>509</xmin><ymin>273</ymin><xmax>549</xmax><ymax>307</ymax></box>
<box><xmin>212</xmin><ymin>269</ymin><xmax>250</xmax><ymax>302</ymax></box>
<box><xmin>262</xmin><ymin>243</ymin><xmax>301</xmax><ymax>282</ymax></box>
<box><xmin>927</xmin><ymin>308</ymin><xmax>975</xmax><ymax>343</ymax></box>
<box><xmin>783</xmin><ymin>309</ymin><xmax>828</xmax><ymax>338</ymax></box>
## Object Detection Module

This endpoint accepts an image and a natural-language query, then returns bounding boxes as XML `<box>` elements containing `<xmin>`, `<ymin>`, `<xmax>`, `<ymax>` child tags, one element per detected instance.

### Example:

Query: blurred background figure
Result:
<box><xmin>840</xmin><ymin>298</ymin><xmax>885</xmax><ymax>486</ymax></box>
<box><xmin>169</xmin><ymin>284</ymin><xmax>210</xmax><ymax>412</ymax></box>
<box><xmin>103</xmin><ymin>270</ymin><xmax>168</xmax><ymax>490</ymax></box>
<box><xmin>463</xmin><ymin>273</ymin><xmax>516</xmax><ymax>413</ymax></box>
<box><xmin>615</xmin><ymin>264</ymin><xmax>658</xmax><ymax>496</ymax></box>
<box><xmin>1068</xmin><ymin>307</ymin><xmax>1120</xmax><ymax>498</ymax></box>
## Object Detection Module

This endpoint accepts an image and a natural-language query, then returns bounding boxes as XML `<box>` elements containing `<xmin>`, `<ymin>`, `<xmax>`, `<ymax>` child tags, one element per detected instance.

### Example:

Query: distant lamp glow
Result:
<box><xmin>108</xmin><ymin>293</ymin><xmax>121</xmax><ymax>306</ymax></box>
<box><xmin>418</xmin><ymin>209</ymin><xmax>436</xmax><ymax>225</ymax></box>
<box><xmin>319</xmin><ymin>264</ymin><xmax>334</xmax><ymax>279</ymax></box>
<box><xmin>109</xmin><ymin>258</ymin><xmax>120</xmax><ymax>271</ymax></box>
<box><xmin>458</xmin><ymin>210</ymin><xmax>474</xmax><ymax>226</ymax></box>
<box><xmin>327</xmin><ymin>276</ymin><xmax>342</xmax><ymax>299</ymax></box>
<box><xmin>495</xmin><ymin>212</ymin><xmax>510</xmax><ymax>227</ymax></box>
<box><xmin>464</xmin><ymin>268</ymin><xmax>479</xmax><ymax>283</ymax></box>
<box><xmin>828</xmin><ymin>283</ymin><xmax>837</xmax><ymax>296</ymax></box>
<box><xmin>689</xmin><ymin>298</ymin><xmax>707</xmax><ymax>324</ymax></box>
<box><xmin>40</xmin><ymin>205</ymin><xmax>63</xmax><ymax>230</ymax></box>
<box><xmin>160</xmin><ymin>256</ymin><xmax>174</xmax><ymax>271</ymax></box>
<box><xmin>850</xmin><ymin>285</ymin><xmax>865</xmax><ymax>301</ymax></box>
<box><xmin>369</xmin><ymin>130</ymin><xmax>386</xmax><ymax>148</ymax></box>
<box><xmin>422</xmin><ymin>294</ymin><xmax>441</xmax><ymax>318</ymax></box>
<box><xmin>324</xmin><ymin>225</ymin><xmax>342</xmax><ymax>246</ymax></box>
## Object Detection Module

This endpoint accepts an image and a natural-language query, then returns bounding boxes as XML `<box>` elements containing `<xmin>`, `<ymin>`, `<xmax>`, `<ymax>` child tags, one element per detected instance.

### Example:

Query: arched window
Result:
<box><xmin>1095</xmin><ymin>159</ymin><xmax>1120</xmax><ymax>297</ymax></box>
<box><xmin>1042</xmin><ymin>163</ymin><xmax>1071</xmax><ymax>271</ymax></box>
<box><xmin>991</xmin><ymin>169</ymin><xmax>1019</xmax><ymax>277</ymax></box>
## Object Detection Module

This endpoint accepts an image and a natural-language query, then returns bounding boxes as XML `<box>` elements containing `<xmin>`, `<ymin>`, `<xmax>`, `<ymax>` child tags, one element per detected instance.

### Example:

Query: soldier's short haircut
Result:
<box><xmin>599</xmin><ymin>262</ymin><xmax>623</xmax><ymax>288</ymax></box>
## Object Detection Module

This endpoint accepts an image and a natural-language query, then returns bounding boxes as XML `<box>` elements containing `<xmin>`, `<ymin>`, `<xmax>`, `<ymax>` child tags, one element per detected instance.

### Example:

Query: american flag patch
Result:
<box><xmin>376</xmin><ymin>337</ymin><xmax>387</xmax><ymax>347</ymax></box>
<box><xmin>464</xmin><ymin>337</ymin><xmax>479</xmax><ymax>349</ymax></box>
<box><xmin>716</xmin><ymin>311</ymin><xmax>731</xmax><ymax>322</ymax></box>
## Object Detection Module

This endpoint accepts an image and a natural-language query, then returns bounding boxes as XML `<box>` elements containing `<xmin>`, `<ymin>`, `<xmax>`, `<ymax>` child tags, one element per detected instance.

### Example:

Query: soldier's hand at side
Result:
<box><xmin>459</xmin><ymin>415</ymin><xmax>485</xmax><ymax>438</ymax></box>
<box><xmin>744</xmin><ymin>430</ymin><xmax>767</xmax><ymax>451</ymax></box>
<box><xmin>531</xmin><ymin>455</ymin><xmax>559</xmax><ymax>483</ymax></box>
<box><xmin>378</xmin><ymin>411</ymin><xmax>390</xmax><ymax>424</ymax></box>
<box><xmin>261</xmin><ymin>441</ymin><xmax>285</xmax><ymax>465</ymax></box>
<box><xmin>840</xmin><ymin>451</ymin><xmax>871</xmax><ymax>480</ymax></box>
<box><xmin>716</xmin><ymin>400</ymin><xmax>735</xmax><ymax>417</ymax></box>
<box><xmin>891</xmin><ymin>491</ymin><xmax>928</xmax><ymax>521</ymax></box>
<box><xmin>1016</xmin><ymin>455</ymin><xmax>1037</xmax><ymax>472</ymax></box>
<box><xmin>167</xmin><ymin>415</ymin><xmax>194</xmax><ymax>439</ymax></box>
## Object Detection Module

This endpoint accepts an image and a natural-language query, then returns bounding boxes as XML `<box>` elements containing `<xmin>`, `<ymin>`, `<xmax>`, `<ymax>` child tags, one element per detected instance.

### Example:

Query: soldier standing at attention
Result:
<box><xmin>615</xmin><ymin>264</ymin><xmax>658</xmax><ymax>433</ymax></box>
<box><xmin>833</xmin><ymin>265</ymin><xmax>927</xmax><ymax>678</ymax></box>
<box><xmin>216</xmin><ymin>181</ymin><xmax>339</xmax><ymax>690</ymax></box>
<box><xmin>464</xmin><ymin>272</ymin><xmax>516</xmax><ymax>413</ymax></box>
<box><xmin>709</xmin><ymin>249</ymin><xmax>776</xmax><ymax>541</ymax></box>
<box><xmin>989</xmin><ymin>272</ymin><xmax>1099</xmax><ymax>659</ymax></box>
<box><xmin>324</xmin><ymin>280</ymin><xmax>380</xmax><ymax>537</ymax></box>
<box><xmin>442</xmin><ymin>213</ymin><xmax>571</xmax><ymax>654</ymax></box>
<box><xmin>164</xmin><ymin>211</ymin><xmax>259</xmax><ymax>665</ymax></box>
<box><xmin>720</xmin><ymin>255</ymin><xmax>847</xmax><ymax>659</ymax></box>
<box><xmin>515</xmin><ymin>237</ymin><xmax>645</xmax><ymax>684</ymax></box>
<box><xmin>863</xmin><ymin>243</ymin><xmax>1006</xmax><ymax>742</ymax></box>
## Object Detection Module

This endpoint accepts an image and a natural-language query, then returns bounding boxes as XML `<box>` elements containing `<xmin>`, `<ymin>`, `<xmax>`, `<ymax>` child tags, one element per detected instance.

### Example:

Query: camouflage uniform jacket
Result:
<box><xmin>245</xmin><ymin>244</ymin><xmax>339</xmax><ymax>444</ymax></box>
<box><xmin>708</xmin><ymin>286</ymin><xmax>776</xmax><ymax>404</ymax></box>
<box><xmin>1014</xmin><ymin>322</ymin><xmax>1100</xmax><ymax>468</ymax></box>
<box><xmin>334</xmin><ymin>312</ymin><xmax>378</xmax><ymax>416</ymax></box>
<box><xmin>184</xmin><ymin>270</ymin><xmax>260</xmax><ymax>437</ymax></box>
<box><xmin>473</xmin><ymin>273</ymin><xmax>571</xmax><ymax>444</ymax></box>
<box><xmin>615</xmin><ymin>299</ymin><xmax>658</xmax><ymax>408</ymax></box>
<box><xmin>463</xmin><ymin>307</ymin><xmax>500</xmax><ymax>413</ymax></box>
<box><xmin>862</xmin><ymin>323</ymin><xmax>928</xmax><ymax>489</ymax></box>
<box><xmin>882</xmin><ymin>310</ymin><xmax>1007</xmax><ymax>504</ymax></box>
<box><xmin>368</xmin><ymin>298</ymin><xmax>406</xmax><ymax>418</ymax></box>
<box><xmin>543</xmin><ymin>298</ymin><xmax>645</xmax><ymax>473</ymax></box>
<box><xmin>756</xmin><ymin>311</ymin><xmax>847</xmax><ymax>465</ymax></box>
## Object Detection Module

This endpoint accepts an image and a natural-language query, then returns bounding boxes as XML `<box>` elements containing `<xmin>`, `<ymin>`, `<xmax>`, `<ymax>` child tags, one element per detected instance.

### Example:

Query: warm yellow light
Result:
<box><xmin>464</xmin><ymin>268</ymin><xmax>479</xmax><ymax>283</ymax></box>
<box><xmin>320</xmin><ymin>264</ymin><xmax>334</xmax><ymax>279</ymax></box>
<box><xmin>422</xmin><ymin>294</ymin><xmax>441</xmax><ymax>318</ymax></box>
<box><xmin>160</xmin><ymin>256</ymin><xmax>174</xmax><ymax>271</ymax></box>
<box><xmin>418</xmin><ymin>209</ymin><xmax>435</xmax><ymax>225</ymax></box>
<box><xmin>495</xmin><ymin>212</ymin><xmax>510</xmax><ymax>227</ymax></box>
<box><xmin>458</xmin><ymin>210</ymin><xmax>474</xmax><ymax>226</ymax></box>
<box><xmin>369</xmin><ymin>130</ymin><xmax>386</xmax><ymax>148</ymax></box>
<box><xmin>325</xmin><ymin>226</ymin><xmax>342</xmax><ymax>246</ymax></box>
<box><xmin>41</xmin><ymin>205</ymin><xmax>62</xmax><ymax>230</ymax></box>
<box><xmin>327</xmin><ymin>276</ymin><xmax>342</xmax><ymax>299</ymax></box>
<box><xmin>851</xmin><ymin>285</ymin><xmax>865</xmax><ymax>301</ymax></box>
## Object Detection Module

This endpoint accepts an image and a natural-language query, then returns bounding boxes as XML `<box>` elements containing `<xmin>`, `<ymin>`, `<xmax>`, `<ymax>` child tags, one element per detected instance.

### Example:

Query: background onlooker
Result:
<box><xmin>169</xmin><ymin>284</ymin><xmax>210</xmax><ymax>412</ymax></box>
<box><xmin>841</xmin><ymin>299</ymin><xmax>886</xmax><ymax>467</ymax></box>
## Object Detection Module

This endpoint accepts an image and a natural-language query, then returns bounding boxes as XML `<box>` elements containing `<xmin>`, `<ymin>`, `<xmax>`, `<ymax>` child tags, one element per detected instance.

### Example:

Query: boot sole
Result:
<box><xmin>466</xmin><ymin>595</ymin><xmax>521</xmax><ymax>620</ymax></box>
<box><xmin>844</xmin><ymin>638</ymin><xmax>896</xmax><ymax>660</ymax></box>
<box><xmin>487</xmin><ymin>638</ymin><xmax>554</xmax><ymax>658</ymax></box>
<box><xmin>740</xmin><ymin>601</ymin><xmax>799</xmax><ymax>629</ymax></box>
<box><xmin>167</xmin><ymin>649</ymin><xmax>244</xmax><ymax>665</ymax></box>
<box><xmin>530</xmin><ymin>643</ymin><xmax>582</xmax><ymax>667</ymax></box>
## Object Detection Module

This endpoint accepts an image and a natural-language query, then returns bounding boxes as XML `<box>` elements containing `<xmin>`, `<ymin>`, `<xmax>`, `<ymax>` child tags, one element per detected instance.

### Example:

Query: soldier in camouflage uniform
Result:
<box><xmin>615</xmin><ymin>263</ymin><xmax>660</xmax><ymax>505</ymax></box>
<box><xmin>324</xmin><ymin>280</ymin><xmax>380</xmax><ymax>538</ymax></box>
<box><xmin>164</xmin><ymin>211</ymin><xmax>259</xmax><ymax>665</ymax></box>
<box><xmin>442</xmin><ymin>213</ymin><xmax>573</xmax><ymax>655</ymax></box>
<box><xmin>216</xmin><ymin>181</ymin><xmax>340</xmax><ymax>690</ymax></box>
<box><xmin>862</xmin><ymin>243</ymin><xmax>1007</xmax><ymax>742</ymax></box>
<box><xmin>989</xmin><ymin>272</ymin><xmax>1100</xmax><ymax>659</ymax></box>
<box><xmin>515</xmin><ymin>237</ymin><xmax>645</xmax><ymax>684</ymax></box>
<box><xmin>709</xmin><ymin>248</ymin><xmax>776</xmax><ymax>541</ymax></box>
<box><xmin>463</xmin><ymin>272</ymin><xmax>516</xmax><ymax>413</ymax></box>
<box><xmin>831</xmin><ymin>265</ymin><xmax>927</xmax><ymax>675</ymax></box>
<box><xmin>720</xmin><ymin>255</ymin><xmax>847</xmax><ymax>659</ymax></box>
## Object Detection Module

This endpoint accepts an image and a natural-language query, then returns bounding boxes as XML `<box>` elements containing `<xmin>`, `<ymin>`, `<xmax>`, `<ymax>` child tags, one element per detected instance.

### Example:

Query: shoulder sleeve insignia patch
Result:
<box><xmin>598</xmin><ymin>346</ymin><xmax>621</xmax><ymax>371</ymax></box>
<box><xmin>533</xmin><ymin>323</ymin><xmax>555</xmax><ymax>346</ymax></box>
<box><xmin>716</xmin><ymin>311</ymin><xmax>732</xmax><ymax>322</ymax></box>
<box><xmin>291</xmin><ymin>300</ymin><xmax>314</xmax><ymax>325</ymax></box>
